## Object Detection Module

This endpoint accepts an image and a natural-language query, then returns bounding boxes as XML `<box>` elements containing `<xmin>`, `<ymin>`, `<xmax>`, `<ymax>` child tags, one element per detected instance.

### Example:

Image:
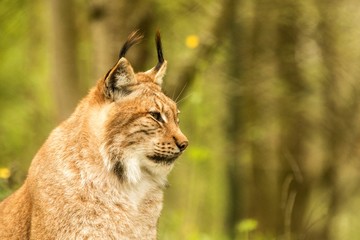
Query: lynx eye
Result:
<box><xmin>149</xmin><ymin>111</ymin><xmax>164</xmax><ymax>123</ymax></box>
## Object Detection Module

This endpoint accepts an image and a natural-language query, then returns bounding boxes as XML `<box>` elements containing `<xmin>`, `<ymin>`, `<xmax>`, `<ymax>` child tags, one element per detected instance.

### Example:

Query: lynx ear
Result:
<box><xmin>104</xmin><ymin>58</ymin><xmax>136</xmax><ymax>100</ymax></box>
<box><xmin>145</xmin><ymin>30</ymin><xmax>167</xmax><ymax>86</ymax></box>
<box><xmin>154</xmin><ymin>61</ymin><xmax>167</xmax><ymax>86</ymax></box>
<box><xmin>103</xmin><ymin>31</ymin><xmax>143</xmax><ymax>100</ymax></box>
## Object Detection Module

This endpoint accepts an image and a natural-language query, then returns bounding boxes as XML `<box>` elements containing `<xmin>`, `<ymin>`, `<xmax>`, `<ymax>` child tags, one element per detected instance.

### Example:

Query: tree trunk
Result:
<box><xmin>49</xmin><ymin>0</ymin><xmax>80</xmax><ymax>121</ymax></box>
<box><xmin>88</xmin><ymin>0</ymin><xmax>154</xmax><ymax>80</ymax></box>
<box><xmin>316</xmin><ymin>1</ymin><xmax>356</xmax><ymax>239</ymax></box>
<box><xmin>245</xmin><ymin>0</ymin><xmax>280</xmax><ymax>235</ymax></box>
<box><xmin>275</xmin><ymin>2</ymin><xmax>313</xmax><ymax>238</ymax></box>
<box><xmin>224</xmin><ymin>0</ymin><xmax>245</xmax><ymax>237</ymax></box>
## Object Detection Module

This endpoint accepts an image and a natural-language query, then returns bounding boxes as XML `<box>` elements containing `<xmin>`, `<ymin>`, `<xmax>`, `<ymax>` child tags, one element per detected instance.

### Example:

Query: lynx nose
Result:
<box><xmin>177</xmin><ymin>140</ymin><xmax>188</xmax><ymax>152</ymax></box>
<box><xmin>174</xmin><ymin>130</ymin><xmax>188</xmax><ymax>152</ymax></box>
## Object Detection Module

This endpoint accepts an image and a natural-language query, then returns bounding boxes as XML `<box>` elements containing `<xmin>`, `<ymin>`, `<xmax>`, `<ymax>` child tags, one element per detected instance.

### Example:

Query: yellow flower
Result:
<box><xmin>0</xmin><ymin>168</ymin><xmax>11</xmax><ymax>179</ymax></box>
<box><xmin>185</xmin><ymin>35</ymin><xmax>199</xmax><ymax>49</ymax></box>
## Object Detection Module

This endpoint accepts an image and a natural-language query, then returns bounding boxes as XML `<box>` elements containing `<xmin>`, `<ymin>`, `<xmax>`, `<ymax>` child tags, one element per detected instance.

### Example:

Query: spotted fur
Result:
<box><xmin>0</xmin><ymin>31</ymin><xmax>188</xmax><ymax>239</ymax></box>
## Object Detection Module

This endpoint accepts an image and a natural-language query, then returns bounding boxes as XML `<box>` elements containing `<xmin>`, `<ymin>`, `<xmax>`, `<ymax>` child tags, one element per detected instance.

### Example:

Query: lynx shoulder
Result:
<box><xmin>0</xmin><ymin>31</ymin><xmax>188</xmax><ymax>240</ymax></box>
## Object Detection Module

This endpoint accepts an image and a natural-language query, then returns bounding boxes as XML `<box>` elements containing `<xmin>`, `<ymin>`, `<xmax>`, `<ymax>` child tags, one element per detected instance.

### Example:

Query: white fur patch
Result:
<box><xmin>124</xmin><ymin>157</ymin><xmax>142</xmax><ymax>185</ymax></box>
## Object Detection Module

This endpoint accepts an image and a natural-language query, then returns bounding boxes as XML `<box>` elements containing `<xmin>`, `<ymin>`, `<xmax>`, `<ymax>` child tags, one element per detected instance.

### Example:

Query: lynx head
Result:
<box><xmin>95</xmin><ymin>31</ymin><xmax>188</xmax><ymax>185</ymax></box>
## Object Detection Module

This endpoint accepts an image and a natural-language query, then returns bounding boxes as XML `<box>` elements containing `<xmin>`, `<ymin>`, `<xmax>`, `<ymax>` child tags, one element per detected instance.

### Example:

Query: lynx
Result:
<box><xmin>0</xmin><ymin>31</ymin><xmax>188</xmax><ymax>239</ymax></box>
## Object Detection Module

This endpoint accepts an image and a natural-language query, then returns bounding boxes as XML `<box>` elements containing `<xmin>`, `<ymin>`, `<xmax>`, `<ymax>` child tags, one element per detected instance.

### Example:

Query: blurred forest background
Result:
<box><xmin>1</xmin><ymin>0</ymin><xmax>360</xmax><ymax>239</ymax></box>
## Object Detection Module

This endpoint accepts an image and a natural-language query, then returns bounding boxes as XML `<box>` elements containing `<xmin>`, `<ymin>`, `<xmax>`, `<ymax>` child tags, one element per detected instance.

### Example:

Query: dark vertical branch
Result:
<box><xmin>224</xmin><ymin>0</ymin><xmax>245</xmax><ymax>237</ymax></box>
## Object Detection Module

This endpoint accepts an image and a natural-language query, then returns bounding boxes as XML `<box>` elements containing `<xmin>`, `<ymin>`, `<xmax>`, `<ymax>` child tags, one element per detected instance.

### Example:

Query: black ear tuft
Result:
<box><xmin>118</xmin><ymin>30</ymin><xmax>143</xmax><ymax>59</ymax></box>
<box><xmin>155</xmin><ymin>30</ymin><xmax>164</xmax><ymax>71</ymax></box>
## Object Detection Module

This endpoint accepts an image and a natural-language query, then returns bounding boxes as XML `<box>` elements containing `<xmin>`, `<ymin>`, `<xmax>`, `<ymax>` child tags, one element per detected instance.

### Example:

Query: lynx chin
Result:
<box><xmin>0</xmin><ymin>31</ymin><xmax>188</xmax><ymax>239</ymax></box>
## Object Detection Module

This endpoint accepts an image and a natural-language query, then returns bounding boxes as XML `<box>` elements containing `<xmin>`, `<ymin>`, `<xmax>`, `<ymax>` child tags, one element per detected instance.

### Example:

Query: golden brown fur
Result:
<box><xmin>0</xmin><ymin>32</ymin><xmax>188</xmax><ymax>239</ymax></box>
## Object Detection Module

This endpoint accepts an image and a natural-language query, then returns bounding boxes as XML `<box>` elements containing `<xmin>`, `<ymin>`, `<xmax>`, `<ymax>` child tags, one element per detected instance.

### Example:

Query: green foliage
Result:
<box><xmin>188</xmin><ymin>145</ymin><xmax>211</xmax><ymax>164</ymax></box>
<box><xmin>0</xmin><ymin>0</ymin><xmax>53</xmax><ymax>184</ymax></box>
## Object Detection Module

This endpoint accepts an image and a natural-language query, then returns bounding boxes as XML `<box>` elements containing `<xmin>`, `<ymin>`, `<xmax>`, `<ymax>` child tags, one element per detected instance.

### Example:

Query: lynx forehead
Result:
<box><xmin>0</xmin><ymin>31</ymin><xmax>188</xmax><ymax>239</ymax></box>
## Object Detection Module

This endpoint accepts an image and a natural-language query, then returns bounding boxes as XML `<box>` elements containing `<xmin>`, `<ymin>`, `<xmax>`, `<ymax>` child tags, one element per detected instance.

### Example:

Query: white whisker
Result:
<box><xmin>175</xmin><ymin>81</ymin><xmax>188</xmax><ymax>103</ymax></box>
<box><xmin>176</xmin><ymin>93</ymin><xmax>193</xmax><ymax>105</ymax></box>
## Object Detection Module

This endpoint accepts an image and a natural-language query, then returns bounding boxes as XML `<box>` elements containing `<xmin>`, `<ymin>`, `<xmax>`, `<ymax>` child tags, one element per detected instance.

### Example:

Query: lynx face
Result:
<box><xmin>98</xmin><ymin>32</ymin><xmax>188</xmax><ymax>184</ymax></box>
